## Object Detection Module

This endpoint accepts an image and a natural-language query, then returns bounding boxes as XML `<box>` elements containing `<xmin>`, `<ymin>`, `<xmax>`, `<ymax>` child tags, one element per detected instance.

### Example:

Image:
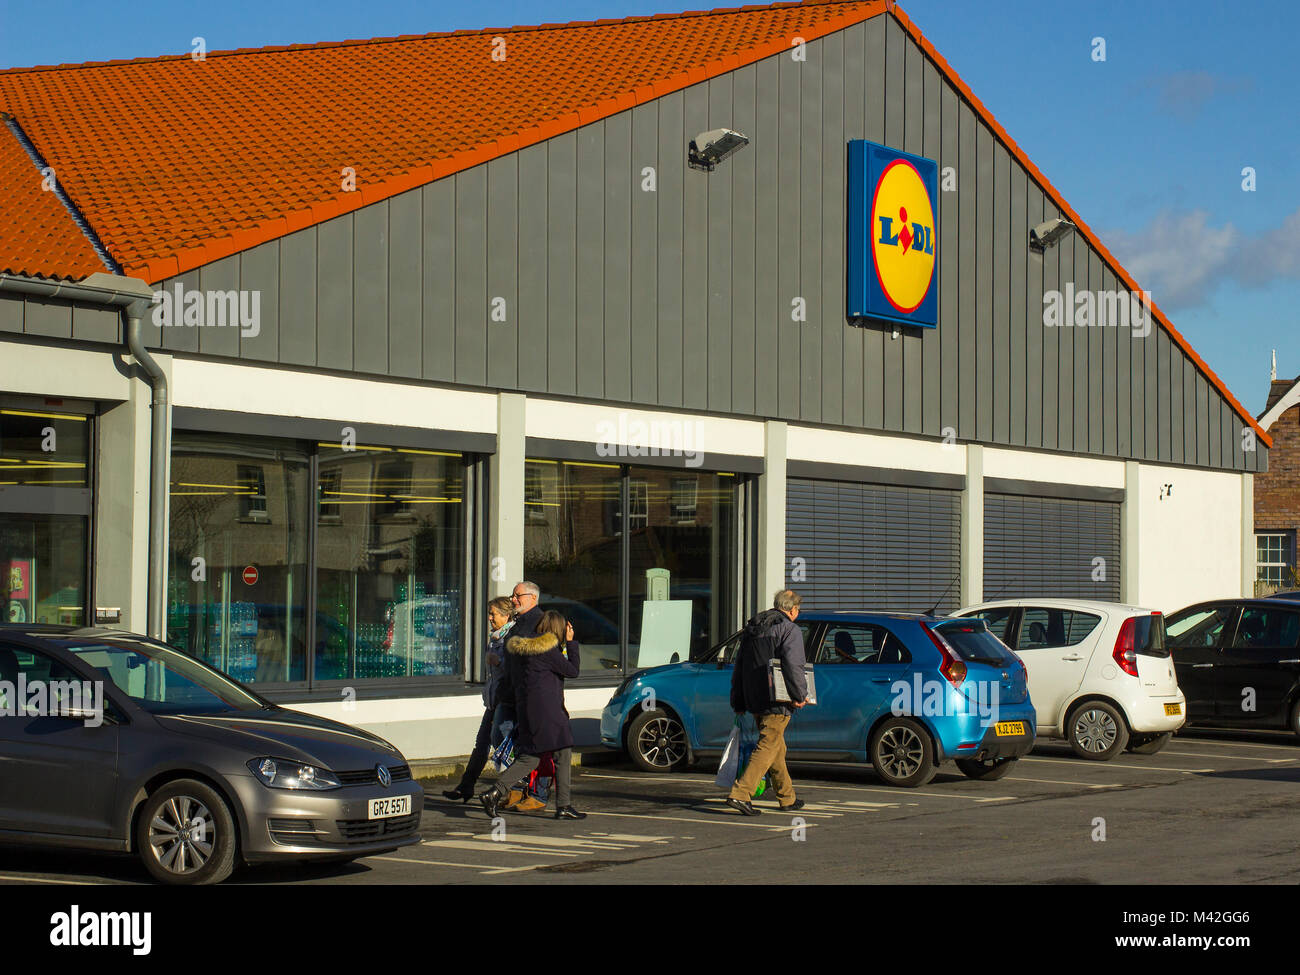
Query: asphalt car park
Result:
<box><xmin>2</xmin><ymin>727</ymin><xmax>1297</xmax><ymax>885</ymax></box>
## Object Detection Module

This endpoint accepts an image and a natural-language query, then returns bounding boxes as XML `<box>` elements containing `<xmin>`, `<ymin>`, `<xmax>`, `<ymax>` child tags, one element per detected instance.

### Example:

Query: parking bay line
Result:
<box><xmin>1007</xmin><ymin>776</ymin><xmax>1122</xmax><ymax>789</ymax></box>
<box><xmin>578</xmin><ymin>772</ymin><xmax>1016</xmax><ymax>803</ymax></box>
<box><xmin>1172</xmin><ymin>738</ymin><xmax>1299</xmax><ymax>751</ymax></box>
<box><xmin>1162</xmin><ymin>749</ymin><xmax>1296</xmax><ymax>763</ymax></box>
<box><xmin>0</xmin><ymin>874</ymin><xmax>102</xmax><ymax>885</ymax></box>
<box><xmin>1021</xmin><ymin>757</ymin><xmax>1214</xmax><ymax>773</ymax></box>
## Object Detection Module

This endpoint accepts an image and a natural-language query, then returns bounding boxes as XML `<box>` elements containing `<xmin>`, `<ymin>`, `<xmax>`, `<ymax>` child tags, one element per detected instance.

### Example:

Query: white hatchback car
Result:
<box><xmin>952</xmin><ymin>600</ymin><xmax>1186</xmax><ymax>760</ymax></box>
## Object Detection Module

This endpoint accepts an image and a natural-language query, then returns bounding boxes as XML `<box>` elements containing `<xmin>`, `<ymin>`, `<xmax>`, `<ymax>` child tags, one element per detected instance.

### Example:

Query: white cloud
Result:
<box><xmin>1105</xmin><ymin>206</ymin><xmax>1300</xmax><ymax>310</ymax></box>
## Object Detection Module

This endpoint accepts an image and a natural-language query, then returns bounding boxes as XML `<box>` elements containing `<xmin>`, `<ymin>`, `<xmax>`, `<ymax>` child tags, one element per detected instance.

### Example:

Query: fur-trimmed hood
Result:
<box><xmin>507</xmin><ymin>631</ymin><xmax>561</xmax><ymax>656</ymax></box>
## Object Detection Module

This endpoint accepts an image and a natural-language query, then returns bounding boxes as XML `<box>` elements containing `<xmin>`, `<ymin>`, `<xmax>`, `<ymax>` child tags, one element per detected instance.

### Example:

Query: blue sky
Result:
<box><xmin>4</xmin><ymin>0</ymin><xmax>1296</xmax><ymax>413</ymax></box>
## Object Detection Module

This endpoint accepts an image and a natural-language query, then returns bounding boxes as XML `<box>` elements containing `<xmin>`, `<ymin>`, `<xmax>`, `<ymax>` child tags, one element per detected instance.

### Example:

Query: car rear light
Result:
<box><xmin>1113</xmin><ymin>617</ymin><xmax>1140</xmax><ymax>678</ymax></box>
<box><xmin>923</xmin><ymin>624</ymin><xmax>967</xmax><ymax>687</ymax></box>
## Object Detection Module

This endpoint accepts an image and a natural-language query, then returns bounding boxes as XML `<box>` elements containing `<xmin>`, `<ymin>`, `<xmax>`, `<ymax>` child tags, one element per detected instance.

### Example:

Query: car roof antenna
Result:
<box><xmin>925</xmin><ymin>574</ymin><xmax>961</xmax><ymax>617</ymax></box>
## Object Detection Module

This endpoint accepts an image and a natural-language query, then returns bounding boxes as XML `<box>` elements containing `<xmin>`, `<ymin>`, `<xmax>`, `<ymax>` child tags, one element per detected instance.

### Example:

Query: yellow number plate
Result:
<box><xmin>1164</xmin><ymin>703</ymin><xmax>1181</xmax><ymax>716</ymax></box>
<box><xmin>994</xmin><ymin>721</ymin><xmax>1026</xmax><ymax>737</ymax></box>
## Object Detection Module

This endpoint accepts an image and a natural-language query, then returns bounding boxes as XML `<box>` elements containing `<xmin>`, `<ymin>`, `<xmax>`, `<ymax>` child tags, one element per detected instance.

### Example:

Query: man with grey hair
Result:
<box><xmin>726</xmin><ymin>589</ymin><xmax>810</xmax><ymax>815</ymax></box>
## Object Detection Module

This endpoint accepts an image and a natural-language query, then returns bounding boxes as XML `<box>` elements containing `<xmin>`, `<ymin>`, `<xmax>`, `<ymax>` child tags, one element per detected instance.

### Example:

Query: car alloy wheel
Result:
<box><xmin>877</xmin><ymin>725</ymin><xmax>925</xmax><ymax>778</ymax></box>
<box><xmin>869</xmin><ymin>716</ymin><xmax>936</xmax><ymax>787</ymax></box>
<box><xmin>136</xmin><ymin>778</ymin><xmax>238</xmax><ymax>884</ymax></box>
<box><xmin>149</xmin><ymin>795</ymin><xmax>216</xmax><ymax>876</ymax></box>
<box><xmin>627</xmin><ymin>708</ymin><xmax>688</xmax><ymax>772</ymax></box>
<box><xmin>638</xmin><ymin>717</ymin><xmax>686</xmax><ymax>768</ymax></box>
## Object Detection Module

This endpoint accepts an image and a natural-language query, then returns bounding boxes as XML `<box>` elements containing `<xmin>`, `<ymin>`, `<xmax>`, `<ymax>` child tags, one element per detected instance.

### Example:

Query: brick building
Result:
<box><xmin>1255</xmin><ymin>376</ymin><xmax>1300</xmax><ymax>592</ymax></box>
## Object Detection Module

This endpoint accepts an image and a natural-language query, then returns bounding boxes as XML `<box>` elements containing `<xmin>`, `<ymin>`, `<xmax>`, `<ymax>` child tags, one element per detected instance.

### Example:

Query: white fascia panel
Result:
<box><xmin>525</xmin><ymin>399</ymin><xmax>765</xmax><ymax>459</ymax></box>
<box><xmin>785</xmin><ymin>425</ymin><xmax>966</xmax><ymax>476</ymax></box>
<box><xmin>982</xmin><ymin>446</ymin><xmax>1125</xmax><ymax>489</ymax></box>
<box><xmin>171</xmin><ymin>359</ymin><xmax>497</xmax><ymax>434</ymax></box>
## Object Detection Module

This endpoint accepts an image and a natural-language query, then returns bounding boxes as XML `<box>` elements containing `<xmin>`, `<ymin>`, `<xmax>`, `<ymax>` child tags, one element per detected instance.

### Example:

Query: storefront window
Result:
<box><xmin>627</xmin><ymin>468</ymin><xmax>738</xmax><ymax>666</ymax></box>
<box><xmin>166</xmin><ymin>437</ymin><xmax>310</xmax><ymax>684</ymax></box>
<box><xmin>1</xmin><ymin>514</ymin><xmax>87</xmax><ymax>626</ymax></box>
<box><xmin>524</xmin><ymin>460</ymin><xmax>623</xmax><ymax>674</ymax></box>
<box><xmin>314</xmin><ymin>444</ymin><xmax>465</xmax><ymax>681</ymax></box>
<box><xmin>0</xmin><ymin>408</ymin><xmax>91</xmax><ymax>626</ymax></box>
<box><xmin>523</xmin><ymin>459</ymin><xmax>740</xmax><ymax>675</ymax></box>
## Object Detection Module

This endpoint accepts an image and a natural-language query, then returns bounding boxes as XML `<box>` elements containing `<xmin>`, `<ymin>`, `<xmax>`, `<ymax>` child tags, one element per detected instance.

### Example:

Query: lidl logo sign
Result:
<box><xmin>847</xmin><ymin>140</ymin><xmax>939</xmax><ymax>327</ymax></box>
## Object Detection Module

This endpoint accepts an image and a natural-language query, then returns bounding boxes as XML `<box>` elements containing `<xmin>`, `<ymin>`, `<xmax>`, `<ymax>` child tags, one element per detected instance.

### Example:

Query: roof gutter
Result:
<box><xmin>0</xmin><ymin>272</ymin><xmax>167</xmax><ymax>639</ymax></box>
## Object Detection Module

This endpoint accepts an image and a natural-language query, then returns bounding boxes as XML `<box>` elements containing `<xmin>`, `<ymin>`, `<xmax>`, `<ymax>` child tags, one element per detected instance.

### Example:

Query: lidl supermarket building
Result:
<box><xmin>0</xmin><ymin>0</ymin><xmax>1271</xmax><ymax>760</ymax></box>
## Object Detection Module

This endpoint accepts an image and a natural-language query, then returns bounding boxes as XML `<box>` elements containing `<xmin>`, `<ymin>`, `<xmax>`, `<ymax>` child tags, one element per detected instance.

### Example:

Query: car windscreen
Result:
<box><xmin>1130</xmin><ymin>615</ymin><xmax>1168</xmax><ymax>657</ymax></box>
<box><xmin>932</xmin><ymin>620</ymin><xmax>1018</xmax><ymax>665</ymax></box>
<box><xmin>55</xmin><ymin>637</ymin><xmax>266</xmax><ymax>714</ymax></box>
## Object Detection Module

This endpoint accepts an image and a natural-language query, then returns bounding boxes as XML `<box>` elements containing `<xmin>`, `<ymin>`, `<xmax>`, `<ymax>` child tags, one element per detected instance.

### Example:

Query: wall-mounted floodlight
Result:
<box><xmin>1029</xmin><ymin>217</ymin><xmax>1077</xmax><ymax>252</ymax></box>
<box><xmin>688</xmin><ymin>128</ymin><xmax>750</xmax><ymax>172</ymax></box>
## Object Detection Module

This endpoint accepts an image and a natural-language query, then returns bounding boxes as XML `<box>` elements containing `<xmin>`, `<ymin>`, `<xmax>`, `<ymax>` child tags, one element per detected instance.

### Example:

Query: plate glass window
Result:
<box><xmin>0</xmin><ymin>408</ymin><xmax>91</xmax><ymax>626</ymax></box>
<box><xmin>1256</xmin><ymin>533</ymin><xmax>1294</xmax><ymax>591</ymax></box>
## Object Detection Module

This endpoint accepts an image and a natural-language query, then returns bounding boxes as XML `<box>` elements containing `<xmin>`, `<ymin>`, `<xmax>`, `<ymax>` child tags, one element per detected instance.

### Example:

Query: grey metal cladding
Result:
<box><xmin>135</xmin><ymin>13</ymin><xmax>1261</xmax><ymax>473</ymax></box>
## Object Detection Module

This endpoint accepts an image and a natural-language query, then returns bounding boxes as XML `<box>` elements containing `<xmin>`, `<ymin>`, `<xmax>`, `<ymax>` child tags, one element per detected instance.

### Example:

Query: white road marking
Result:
<box><xmin>1173</xmin><ymin>738</ymin><xmax>1298</xmax><ymax>751</ymax></box>
<box><xmin>1021</xmin><ymin>757</ymin><xmax>1213</xmax><ymax>773</ymax></box>
<box><xmin>583</xmin><ymin>810</ymin><xmax>818</xmax><ymax>830</ymax></box>
<box><xmin>0</xmin><ymin>874</ymin><xmax>101</xmax><ymax>885</ymax></box>
<box><xmin>1007</xmin><ymin>776</ymin><xmax>1122</xmax><ymax>789</ymax></box>
<box><xmin>579</xmin><ymin>771</ymin><xmax>1015</xmax><ymax>801</ymax></box>
<box><xmin>1162</xmin><ymin>750</ymin><xmax>1295</xmax><ymax>763</ymax></box>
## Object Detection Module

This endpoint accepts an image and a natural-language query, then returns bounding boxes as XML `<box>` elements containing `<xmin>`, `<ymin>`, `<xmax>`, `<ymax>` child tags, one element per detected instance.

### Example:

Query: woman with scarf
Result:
<box><xmin>442</xmin><ymin>596</ymin><xmax>516</xmax><ymax>802</ymax></box>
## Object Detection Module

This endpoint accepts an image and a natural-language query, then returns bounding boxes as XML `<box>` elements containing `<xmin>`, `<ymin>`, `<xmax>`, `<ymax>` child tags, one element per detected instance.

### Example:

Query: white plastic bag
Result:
<box><xmin>714</xmin><ymin>723</ymin><xmax>742</xmax><ymax>788</ymax></box>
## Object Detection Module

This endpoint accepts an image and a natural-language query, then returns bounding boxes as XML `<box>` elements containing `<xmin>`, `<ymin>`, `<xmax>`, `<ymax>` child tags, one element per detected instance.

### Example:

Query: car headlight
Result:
<box><xmin>248</xmin><ymin>757</ymin><xmax>342</xmax><ymax>791</ymax></box>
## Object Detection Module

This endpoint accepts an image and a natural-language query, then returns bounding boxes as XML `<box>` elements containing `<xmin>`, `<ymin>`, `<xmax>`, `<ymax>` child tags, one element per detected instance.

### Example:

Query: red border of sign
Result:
<box><xmin>869</xmin><ymin>157</ymin><xmax>936</xmax><ymax>316</ymax></box>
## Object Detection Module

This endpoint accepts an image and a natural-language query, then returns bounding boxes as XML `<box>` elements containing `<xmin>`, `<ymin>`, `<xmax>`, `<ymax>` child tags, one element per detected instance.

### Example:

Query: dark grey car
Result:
<box><xmin>0</xmin><ymin>625</ymin><xmax>423</xmax><ymax>884</ymax></box>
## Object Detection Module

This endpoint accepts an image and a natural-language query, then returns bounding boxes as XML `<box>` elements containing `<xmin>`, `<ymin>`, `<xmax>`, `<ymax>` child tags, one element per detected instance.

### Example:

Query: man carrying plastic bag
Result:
<box><xmin>723</xmin><ymin>589</ymin><xmax>810</xmax><ymax>815</ymax></box>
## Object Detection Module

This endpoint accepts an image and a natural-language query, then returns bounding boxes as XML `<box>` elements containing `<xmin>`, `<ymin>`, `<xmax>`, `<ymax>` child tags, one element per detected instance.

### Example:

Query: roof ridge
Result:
<box><xmin>0</xmin><ymin>0</ymin><xmax>827</xmax><ymax>76</ymax></box>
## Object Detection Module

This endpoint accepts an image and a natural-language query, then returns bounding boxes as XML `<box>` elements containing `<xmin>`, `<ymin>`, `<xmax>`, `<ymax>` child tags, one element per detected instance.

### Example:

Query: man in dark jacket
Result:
<box><xmin>726</xmin><ymin>589</ymin><xmax>809</xmax><ymax>816</ymax></box>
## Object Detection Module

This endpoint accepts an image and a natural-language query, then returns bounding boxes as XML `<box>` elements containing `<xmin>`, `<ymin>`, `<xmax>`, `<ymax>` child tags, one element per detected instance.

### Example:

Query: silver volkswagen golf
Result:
<box><xmin>0</xmin><ymin>625</ymin><xmax>423</xmax><ymax>884</ymax></box>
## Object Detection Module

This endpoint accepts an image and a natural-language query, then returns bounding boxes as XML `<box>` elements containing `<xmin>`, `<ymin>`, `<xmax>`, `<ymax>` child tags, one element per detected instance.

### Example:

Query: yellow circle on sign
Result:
<box><xmin>870</xmin><ymin>159</ymin><xmax>936</xmax><ymax>315</ymax></box>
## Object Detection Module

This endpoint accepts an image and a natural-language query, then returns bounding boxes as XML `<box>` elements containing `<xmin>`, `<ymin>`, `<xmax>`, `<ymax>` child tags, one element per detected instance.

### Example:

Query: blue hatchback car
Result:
<box><xmin>601</xmin><ymin>612</ymin><xmax>1036</xmax><ymax>787</ymax></box>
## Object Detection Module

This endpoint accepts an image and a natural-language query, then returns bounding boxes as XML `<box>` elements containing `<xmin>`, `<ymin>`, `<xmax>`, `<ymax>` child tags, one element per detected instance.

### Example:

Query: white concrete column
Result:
<box><xmin>960</xmin><ymin>444</ymin><xmax>983</xmax><ymax>607</ymax></box>
<box><xmin>1241</xmin><ymin>473</ymin><xmax>1255</xmax><ymax>598</ymax></box>
<box><xmin>757</xmin><ymin>420</ymin><xmax>787</xmax><ymax>605</ymax></box>
<box><xmin>95</xmin><ymin>386</ymin><xmax>151</xmax><ymax>631</ymax></box>
<box><xmin>490</xmin><ymin>392</ymin><xmax>526</xmax><ymax>598</ymax></box>
<box><xmin>1121</xmin><ymin>460</ymin><xmax>1141</xmax><ymax>604</ymax></box>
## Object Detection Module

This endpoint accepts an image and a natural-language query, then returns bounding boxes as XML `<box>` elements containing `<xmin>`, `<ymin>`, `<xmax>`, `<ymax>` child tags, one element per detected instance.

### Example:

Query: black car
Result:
<box><xmin>1264</xmin><ymin>590</ymin><xmax>1300</xmax><ymax>602</ymax></box>
<box><xmin>1165</xmin><ymin>600</ymin><xmax>1300</xmax><ymax>737</ymax></box>
<box><xmin>0</xmin><ymin>625</ymin><xmax>423</xmax><ymax>884</ymax></box>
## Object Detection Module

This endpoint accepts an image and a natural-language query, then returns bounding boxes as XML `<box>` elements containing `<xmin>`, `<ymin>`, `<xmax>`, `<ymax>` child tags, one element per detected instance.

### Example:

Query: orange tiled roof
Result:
<box><xmin>0</xmin><ymin>118</ymin><xmax>107</xmax><ymax>280</ymax></box>
<box><xmin>0</xmin><ymin>0</ymin><xmax>886</xmax><ymax>284</ymax></box>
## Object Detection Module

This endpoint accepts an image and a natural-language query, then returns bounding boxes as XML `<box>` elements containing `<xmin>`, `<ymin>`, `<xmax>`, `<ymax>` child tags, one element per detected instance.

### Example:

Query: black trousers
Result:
<box><xmin>455</xmin><ymin>707</ymin><xmax>496</xmax><ymax>793</ymax></box>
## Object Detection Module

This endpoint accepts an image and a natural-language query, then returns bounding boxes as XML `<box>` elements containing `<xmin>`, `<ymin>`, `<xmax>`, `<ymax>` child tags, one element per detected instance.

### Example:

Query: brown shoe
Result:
<box><xmin>515</xmin><ymin>795</ymin><xmax>546</xmax><ymax>813</ymax></box>
<box><xmin>501</xmin><ymin>789</ymin><xmax>525</xmax><ymax>810</ymax></box>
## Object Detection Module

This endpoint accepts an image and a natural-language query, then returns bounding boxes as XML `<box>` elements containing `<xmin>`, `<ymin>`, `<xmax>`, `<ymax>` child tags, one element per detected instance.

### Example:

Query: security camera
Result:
<box><xmin>687</xmin><ymin>128</ymin><xmax>750</xmax><ymax>172</ymax></box>
<box><xmin>1029</xmin><ymin>217</ymin><xmax>1076</xmax><ymax>251</ymax></box>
